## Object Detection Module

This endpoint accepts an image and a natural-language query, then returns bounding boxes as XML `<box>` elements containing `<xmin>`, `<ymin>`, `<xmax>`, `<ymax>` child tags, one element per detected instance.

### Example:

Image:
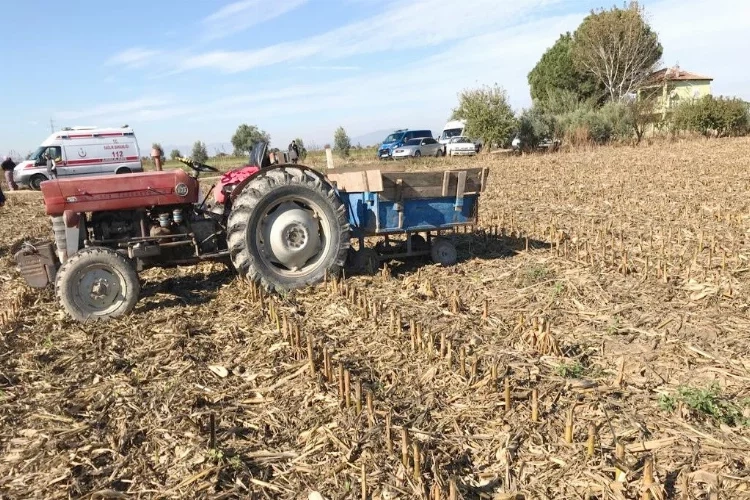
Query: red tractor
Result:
<box><xmin>14</xmin><ymin>143</ymin><xmax>351</xmax><ymax>322</ymax></box>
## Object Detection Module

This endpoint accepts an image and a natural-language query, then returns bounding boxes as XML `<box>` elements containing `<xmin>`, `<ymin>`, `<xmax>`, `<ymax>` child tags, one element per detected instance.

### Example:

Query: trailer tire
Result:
<box><xmin>55</xmin><ymin>247</ymin><xmax>140</xmax><ymax>322</ymax></box>
<box><xmin>430</xmin><ymin>237</ymin><xmax>457</xmax><ymax>266</ymax></box>
<box><xmin>227</xmin><ymin>166</ymin><xmax>350</xmax><ymax>293</ymax></box>
<box><xmin>351</xmin><ymin>247</ymin><xmax>379</xmax><ymax>275</ymax></box>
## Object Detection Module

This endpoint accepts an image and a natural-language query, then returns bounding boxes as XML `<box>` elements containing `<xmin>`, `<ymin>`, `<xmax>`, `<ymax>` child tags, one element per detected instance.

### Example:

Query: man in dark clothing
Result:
<box><xmin>288</xmin><ymin>141</ymin><xmax>299</xmax><ymax>164</ymax></box>
<box><xmin>2</xmin><ymin>156</ymin><xmax>17</xmax><ymax>191</ymax></box>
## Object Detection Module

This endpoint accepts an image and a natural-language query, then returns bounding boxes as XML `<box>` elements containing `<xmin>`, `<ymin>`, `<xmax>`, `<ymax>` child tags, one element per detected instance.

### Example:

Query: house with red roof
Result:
<box><xmin>638</xmin><ymin>65</ymin><xmax>714</xmax><ymax>117</ymax></box>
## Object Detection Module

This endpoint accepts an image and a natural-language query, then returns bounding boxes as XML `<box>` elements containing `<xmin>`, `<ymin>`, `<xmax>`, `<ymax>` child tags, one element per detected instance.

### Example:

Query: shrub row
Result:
<box><xmin>515</xmin><ymin>95</ymin><xmax>750</xmax><ymax>150</ymax></box>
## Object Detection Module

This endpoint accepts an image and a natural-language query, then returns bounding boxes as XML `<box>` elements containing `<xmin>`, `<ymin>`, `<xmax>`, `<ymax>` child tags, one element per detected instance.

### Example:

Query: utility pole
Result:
<box><xmin>49</xmin><ymin>118</ymin><xmax>55</xmax><ymax>134</ymax></box>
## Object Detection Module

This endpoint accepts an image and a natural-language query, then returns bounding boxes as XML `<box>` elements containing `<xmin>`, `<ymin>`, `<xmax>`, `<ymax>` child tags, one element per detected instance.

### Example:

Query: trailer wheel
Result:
<box><xmin>227</xmin><ymin>166</ymin><xmax>351</xmax><ymax>293</ymax></box>
<box><xmin>408</xmin><ymin>234</ymin><xmax>429</xmax><ymax>252</ymax></box>
<box><xmin>430</xmin><ymin>237</ymin><xmax>457</xmax><ymax>266</ymax></box>
<box><xmin>351</xmin><ymin>247</ymin><xmax>379</xmax><ymax>275</ymax></box>
<box><xmin>55</xmin><ymin>247</ymin><xmax>140</xmax><ymax>322</ymax></box>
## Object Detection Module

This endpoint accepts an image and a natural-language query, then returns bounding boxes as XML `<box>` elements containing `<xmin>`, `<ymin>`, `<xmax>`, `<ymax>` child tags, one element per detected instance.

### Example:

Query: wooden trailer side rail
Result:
<box><xmin>327</xmin><ymin>167</ymin><xmax>489</xmax><ymax>200</ymax></box>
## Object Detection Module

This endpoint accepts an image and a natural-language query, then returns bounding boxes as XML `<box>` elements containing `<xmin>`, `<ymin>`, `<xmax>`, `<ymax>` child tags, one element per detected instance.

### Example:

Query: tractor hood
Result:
<box><xmin>41</xmin><ymin>170</ymin><xmax>200</xmax><ymax>216</ymax></box>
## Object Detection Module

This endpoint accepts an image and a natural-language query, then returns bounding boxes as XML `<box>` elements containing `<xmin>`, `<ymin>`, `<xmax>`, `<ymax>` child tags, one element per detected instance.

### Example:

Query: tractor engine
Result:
<box><xmin>91</xmin><ymin>211</ymin><xmax>140</xmax><ymax>241</ymax></box>
<box><xmin>89</xmin><ymin>207</ymin><xmax>222</xmax><ymax>266</ymax></box>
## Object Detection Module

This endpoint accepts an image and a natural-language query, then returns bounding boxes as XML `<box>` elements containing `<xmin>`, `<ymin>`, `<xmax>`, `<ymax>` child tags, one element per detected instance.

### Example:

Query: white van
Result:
<box><xmin>14</xmin><ymin>126</ymin><xmax>143</xmax><ymax>190</ymax></box>
<box><xmin>438</xmin><ymin>119</ymin><xmax>466</xmax><ymax>151</ymax></box>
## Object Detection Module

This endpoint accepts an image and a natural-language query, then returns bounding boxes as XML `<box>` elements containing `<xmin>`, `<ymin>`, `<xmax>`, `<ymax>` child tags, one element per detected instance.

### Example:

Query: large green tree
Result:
<box><xmin>528</xmin><ymin>33</ymin><xmax>603</xmax><ymax>108</ymax></box>
<box><xmin>231</xmin><ymin>124</ymin><xmax>271</xmax><ymax>156</ymax></box>
<box><xmin>571</xmin><ymin>1</ymin><xmax>663</xmax><ymax>101</ymax></box>
<box><xmin>452</xmin><ymin>84</ymin><xmax>515</xmax><ymax>151</ymax></box>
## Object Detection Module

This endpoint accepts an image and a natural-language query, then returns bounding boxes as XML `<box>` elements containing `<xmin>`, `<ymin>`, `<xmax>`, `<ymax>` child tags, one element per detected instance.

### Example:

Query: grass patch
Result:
<box><xmin>550</xmin><ymin>281</ymin><xmax>565</xmax><ymax>300</ymax></box>
<box><xmin>606</xmin><ymin>315</ymin><xmax>621</xmax><ymax>335</ymax></box>
<box><xmin>555</xmin><ymin>361</ymin><xmax>586</xmax><ymax>379</ymax></box>
<box><xmin>521</xmin><ymin>265</ymin><xmax>553</xmax><ymax>286</ymax></box>
<box><xmin>659</xmin><ymin>383</ymin><xmax>749</xmax><ymax>427</ymax></box>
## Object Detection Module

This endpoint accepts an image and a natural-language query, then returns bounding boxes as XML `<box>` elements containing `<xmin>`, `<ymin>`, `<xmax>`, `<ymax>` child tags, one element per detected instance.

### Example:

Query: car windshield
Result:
<box><xmin>383</xmin><ymin>133</ymin><xmax>405</xmax><ymax>143</ymax></box>
<box><xmin>450</xmin><ymin>137</ymin><xmax>472</xmax><ymax>143</ymax></box>
<box><xmin>441</xmin><ymin>128</ymin><xmax>463</xmax><ymax>140</ymax></box>
<box><xmin>404</xmin><ymin>139</ymin><xmax>421</xmax><ymax>146</ymax></box>
<box><xmin>29</xmin><ymin>146</ymin><xmax>46</xmax><ymax>160</ymax></box>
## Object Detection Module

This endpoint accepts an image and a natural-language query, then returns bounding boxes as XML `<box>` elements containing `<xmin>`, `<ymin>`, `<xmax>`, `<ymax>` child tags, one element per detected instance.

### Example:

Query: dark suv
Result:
<box><xmin>377</xmin><ymin>129</ymin><xmax>433</xmax><ymax>159</ymax></box>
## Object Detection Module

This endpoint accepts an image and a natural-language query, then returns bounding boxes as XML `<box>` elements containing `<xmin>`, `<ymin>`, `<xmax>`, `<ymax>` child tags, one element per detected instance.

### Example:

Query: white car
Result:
<box><xmin>445</xmin><ymin>136</ymin><xmax>477</xmax><ymax>156</ymax></box>
<box><xmin>392</xmin><ymin>137</ymin><xmax>443</xmax><ymax>159</ymax></box>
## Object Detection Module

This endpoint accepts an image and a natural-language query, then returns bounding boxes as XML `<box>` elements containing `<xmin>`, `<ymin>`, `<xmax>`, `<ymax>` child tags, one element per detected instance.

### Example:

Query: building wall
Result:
<box><xmin>663</xmin><ymin>80</ymin><xmax>713</xmax><ymax>110</ymax></box>
<box><xmin>638</xmin><ymin>76</ymin><xmax>714</xmax><ymax>136</ymax></box>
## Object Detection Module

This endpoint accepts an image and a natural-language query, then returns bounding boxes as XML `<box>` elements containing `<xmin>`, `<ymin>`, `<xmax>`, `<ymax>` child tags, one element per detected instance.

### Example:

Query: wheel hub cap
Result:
<box><xmin>262</xmin><ymin>202</ymin><xmax>322</xmax><ymax>271</ymax></box>
<box><xmin>79</xmin><ymin>268</ymin><xmax>121</xmax><ymax>310</ymax></box>
<box><xmin>91</xmin><ymin>279</ymin><xmax>109</xmax><ymax>298</ymax></box>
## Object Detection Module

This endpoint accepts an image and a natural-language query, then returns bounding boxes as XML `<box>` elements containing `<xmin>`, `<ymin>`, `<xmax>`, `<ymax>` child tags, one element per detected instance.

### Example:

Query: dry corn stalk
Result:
<box><xmin>521</xmin><ymin>320</ymin><xmax>562</xmax><ymax>356</ymax></box>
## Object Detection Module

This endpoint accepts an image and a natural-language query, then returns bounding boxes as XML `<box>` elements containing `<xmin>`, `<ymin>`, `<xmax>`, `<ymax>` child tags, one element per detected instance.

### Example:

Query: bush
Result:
<box><xmin>334</xmin><ymin>127</ymin><xmax>351</xmax><ymax>157</ymax></box>
<box><xmin>672</xmin><ymin>96</ymin><xmax>750</xmax><ymax>137</ymax></box>
<box><xmin>191</xmin><ymin>141</ymin><xmax>208</xmax><ymax>163</ymax></box>
<box><xmin>516</xmin><ymin>107</ymin><xmax>556</xmax><ymax>151</ymax></box>
<box><xmin>598</xmin><ymin>102</ymin><xmax>633</xmax><ymax>141</ymax></box>
<box><xmin>452</xmin><ymin>84</ymin><xmax>516</xmax><ymax>152</ymax></box>
<box><xmin>554</xmin><ymin>103</ymin><xmax>634</xmax><ymax>146</ymax></box>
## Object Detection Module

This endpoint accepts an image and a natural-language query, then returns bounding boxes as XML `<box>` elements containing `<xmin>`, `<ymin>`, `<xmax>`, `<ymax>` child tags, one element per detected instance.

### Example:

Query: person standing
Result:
<box><xmin>288</xmin><ymin>140</ymin><xmax>299</xmax><ymax>164</ymax></box>
<box><xmin>45</xmin><ymin>151</ymin><xmax>58</xmax><ymax>179</ymax></box>
<box><xmin>2</xmin><ymin>155</ymin><xmax>17</xmax><ymax>191</ymax></box>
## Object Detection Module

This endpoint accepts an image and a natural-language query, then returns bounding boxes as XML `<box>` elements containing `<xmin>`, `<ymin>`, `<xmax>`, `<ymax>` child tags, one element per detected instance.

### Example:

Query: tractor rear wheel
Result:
<box><xmin>55</xmin><ymin>247</ymin><xmax>140</xmax><ymax>322</ymax></box>
<box><xmin>226</xmin><ymin>166</ymin><xmax>350</xmax><ymax>293</ymax></box>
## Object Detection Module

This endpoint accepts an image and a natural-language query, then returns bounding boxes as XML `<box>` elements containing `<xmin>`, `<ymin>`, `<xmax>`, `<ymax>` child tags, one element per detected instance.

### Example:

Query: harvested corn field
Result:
<box><xmin>1</xmin><ymin>138</ymin><xmax>749</xmax><ymax>500</ymax></box>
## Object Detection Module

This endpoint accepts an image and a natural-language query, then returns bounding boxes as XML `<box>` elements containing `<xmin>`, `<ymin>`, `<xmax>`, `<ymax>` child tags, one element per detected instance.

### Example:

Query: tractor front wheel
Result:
<box><xmin>55</xmin><ymin>247</ymin><xmax>140</xmax><ymax>322</ymax></box>
<box><xmin>226</xmin><ymin>166</ymin><xmax>350</xmax><ymax>293</ymax></box>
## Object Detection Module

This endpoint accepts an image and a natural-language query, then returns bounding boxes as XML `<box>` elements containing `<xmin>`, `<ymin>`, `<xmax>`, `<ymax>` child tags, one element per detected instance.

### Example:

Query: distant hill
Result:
<box><xmin>349</xmin><ymin>124</ymin><xmax>447</xmax><ymax>148</ymax></box>
<box><xmin>349</xmin><ymin>129</ymin><xmax>394</xmax><ymax>148</ymax></box>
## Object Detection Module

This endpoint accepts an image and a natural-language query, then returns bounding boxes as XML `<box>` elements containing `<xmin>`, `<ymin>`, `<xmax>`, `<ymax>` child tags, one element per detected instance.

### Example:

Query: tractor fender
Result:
<box><xmin>229</xmin><ymin>163</ymin><xmax>334</xmax><ymax>203</ymax></box>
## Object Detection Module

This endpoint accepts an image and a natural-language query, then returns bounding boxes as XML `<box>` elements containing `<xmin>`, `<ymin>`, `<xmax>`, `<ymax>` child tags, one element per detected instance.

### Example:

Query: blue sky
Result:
<box><xmin>1</xmin><ymin>0</ymin><xmax>748</xmax><ymax>156</ymax></box>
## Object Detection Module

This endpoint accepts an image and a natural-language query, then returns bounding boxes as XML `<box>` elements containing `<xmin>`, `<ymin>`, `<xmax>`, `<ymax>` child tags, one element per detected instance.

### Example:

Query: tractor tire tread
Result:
<box><xmin>55</xmin><ymin>246</ymin><xmax>140</xmax><ymax>322</ymax></box>
<box><xmin>226</xmin><ymin>166</ymin><xmax>350</xmax><ymax>294</ymax></box>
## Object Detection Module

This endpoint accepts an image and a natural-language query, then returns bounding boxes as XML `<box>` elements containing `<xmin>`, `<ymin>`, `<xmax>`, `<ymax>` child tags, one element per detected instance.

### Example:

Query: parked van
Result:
<box><xmin>14</xmin><ymin>126</ymin><xmax>143</xmax><ymax>190</ymax></box>
<box><xmin>438</xmin><ymin>119</ymin><xmax>466</xmax><ymax>151</ymax></box>
<box><xmin>377</xmin><ymin>128</ymin><xmax>433</xmax><ymax>159</ymax></box>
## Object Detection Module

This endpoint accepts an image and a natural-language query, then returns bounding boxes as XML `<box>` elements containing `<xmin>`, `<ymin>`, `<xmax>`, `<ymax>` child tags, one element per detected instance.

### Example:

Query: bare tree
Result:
<box><xmin>572</xmin><ymin>1</ymin><xmax>662</xmax><ymax>102</ymax></box>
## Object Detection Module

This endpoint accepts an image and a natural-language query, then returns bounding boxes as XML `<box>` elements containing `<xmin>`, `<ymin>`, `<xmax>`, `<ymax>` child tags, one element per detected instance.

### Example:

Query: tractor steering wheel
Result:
<box><xmin>177</xmin><ymin>157</ymin><xmax>220</xmax><ymax>174</ymax></box>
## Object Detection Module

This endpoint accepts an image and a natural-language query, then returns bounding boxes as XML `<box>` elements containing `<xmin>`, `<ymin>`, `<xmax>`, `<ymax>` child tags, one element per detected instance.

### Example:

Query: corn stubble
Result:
<box><xmin>0</xmin><ymin>138</ymin><xmax>749</xmax><ymax>499</ymax></box>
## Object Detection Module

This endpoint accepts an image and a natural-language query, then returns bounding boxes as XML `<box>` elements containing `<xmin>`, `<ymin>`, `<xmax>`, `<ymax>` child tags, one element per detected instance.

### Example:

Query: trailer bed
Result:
<box><xmin>328</xmin><ymin>166</ymin><xmax>489</xmax><ymax>235</ymax></box>
<box><xmin>326</xmin><ymin>165</ymin><xmax>489</xmax><ymax>269</ymax></box>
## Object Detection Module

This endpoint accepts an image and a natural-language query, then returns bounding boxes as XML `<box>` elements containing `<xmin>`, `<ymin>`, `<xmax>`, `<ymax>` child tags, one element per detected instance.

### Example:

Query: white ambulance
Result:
<box><xmin>14</xmin><ymin>126</ymin><xmax>143</xmax><ymax>190</ymax></box>
<box><xmin>438</xmin><ymin>119</ymin><xmax>466</xmax><ymax>154</ymax></box>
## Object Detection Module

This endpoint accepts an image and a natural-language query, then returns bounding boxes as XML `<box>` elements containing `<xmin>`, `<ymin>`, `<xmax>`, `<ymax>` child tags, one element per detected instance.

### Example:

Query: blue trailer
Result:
<box><xmin>326</xmin><ymin>166</ymin><xmax>490</xmax><ymax>271</ymax></box>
